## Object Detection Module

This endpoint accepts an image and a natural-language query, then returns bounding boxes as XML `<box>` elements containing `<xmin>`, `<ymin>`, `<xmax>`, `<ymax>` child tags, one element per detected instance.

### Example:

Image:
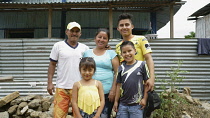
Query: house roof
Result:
<box><xmin>188</xmin><ymin>3</ymin><xmax>210</xmax><ymax>20</ymax></box>
<box><xmin>0</xmin><ymin>0</ymin><xmax>185</xmax><ymax>32</ymax></box>
<box><xmin>0</xmin><ymin>0</ymin><xmax>183</xmax><ymax>10</ymax></box>
<box><xmin>0</xmin><ymin>0</ymin><xmax>182</xmax><ymax>3</ymax></box>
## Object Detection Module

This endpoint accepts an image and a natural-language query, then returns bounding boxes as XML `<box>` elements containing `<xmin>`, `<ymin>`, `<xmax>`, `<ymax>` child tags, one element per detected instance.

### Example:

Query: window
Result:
<box><xmin>5</xmin><ymin>29</ymin><xmax>34</xmax><ymax>38</ymax></box>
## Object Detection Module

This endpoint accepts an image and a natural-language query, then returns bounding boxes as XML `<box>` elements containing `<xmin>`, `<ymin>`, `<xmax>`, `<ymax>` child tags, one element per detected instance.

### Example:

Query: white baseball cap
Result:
<box><xmin>67</xmin><ymin>22</ymin><xmax>81</xmax><ymax>30</ymax></box>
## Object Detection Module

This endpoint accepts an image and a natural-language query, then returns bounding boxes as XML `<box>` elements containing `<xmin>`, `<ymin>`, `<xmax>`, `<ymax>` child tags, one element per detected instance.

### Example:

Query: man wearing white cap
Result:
<box><xmin>47</xmin><ymin>22</ymin><xmax>89</xmax><ymax>118</ymax></box>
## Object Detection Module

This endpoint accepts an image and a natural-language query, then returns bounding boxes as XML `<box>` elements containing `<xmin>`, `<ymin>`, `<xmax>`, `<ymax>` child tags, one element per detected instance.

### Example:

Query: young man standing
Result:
<box><xmin>47</xmin><ymin>22</ymin><xmax>89</xmax><ymax>118</ymax></box>
<box><xmin>115</xmin><ymin>13</ymin><xmax>155</xmax><ymax>91</ymax></box>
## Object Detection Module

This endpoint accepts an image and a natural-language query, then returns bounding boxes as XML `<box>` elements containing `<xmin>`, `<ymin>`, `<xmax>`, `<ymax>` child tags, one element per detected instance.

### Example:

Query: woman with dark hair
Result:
<box><xmin>83</xmin><ymin>28</ymin><xmax>120</xmax><ymax>118</ymax></box>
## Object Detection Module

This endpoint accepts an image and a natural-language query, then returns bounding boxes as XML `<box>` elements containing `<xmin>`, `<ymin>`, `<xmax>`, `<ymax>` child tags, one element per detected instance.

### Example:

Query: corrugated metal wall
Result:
<box><xmin>0</xmin><ymin>11</ymin><xmax>150</xmax><ymax>39</ymax></box>
<box><xmin>0</xmin><ymin>11</ymin><xmax>61</xmax><ymax>38</ymax></box>
<box><xmin>196</xmin><ymin>14</ymin><xmax>210</xmax><ymax>38</ymax></box>
<box><xmin>6</xmin><ymin>0</ymin><xmax>62</xmax><ymax>3</ymax></box>
<box><xmin>0</xmin><ymin>38</ymin><xmax>210</xmax><ymax>101</ymax></box>
<box><xmin>150</xmin><ymin>39</ymin><xmax>210</xmax><ymax>101</ymax></box>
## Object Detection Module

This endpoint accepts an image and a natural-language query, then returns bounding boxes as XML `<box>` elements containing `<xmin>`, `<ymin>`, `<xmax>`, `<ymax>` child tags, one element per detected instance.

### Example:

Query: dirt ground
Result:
<box><xmin>151</xmin><ymin>91</ymin><xmax>210</xmax><ymax>118</ymax></box>
<box><xmin>174</xmin><ymin>102</ymin><xmax>210</xmax><ymax>118</ymax></box>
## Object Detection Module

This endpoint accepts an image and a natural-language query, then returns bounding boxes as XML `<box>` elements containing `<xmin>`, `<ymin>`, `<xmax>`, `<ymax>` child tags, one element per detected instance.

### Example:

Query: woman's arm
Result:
<box><xmin>109</xmin><ymin>56</ymin><xmax>120</xmax><ymax>102</ymax></box>
<box><xmin>113</xmin><ymin>83</ymin><xmax>121</xmax><ymax>112</ymax></box>
<box><xmin>94</xmin><ymin>81</ymin><xmax>105</xmax><ymax>118</ymax></box>
<box><xmin>72</xmin><ymin>82</ymin><xmax>82</xmax><ymax>118</ymax></box>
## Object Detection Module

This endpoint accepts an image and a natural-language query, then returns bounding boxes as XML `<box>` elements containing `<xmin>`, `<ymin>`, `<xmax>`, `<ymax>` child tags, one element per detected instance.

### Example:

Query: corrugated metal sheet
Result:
<box><xmin>0</xmin><ymin>10</ymin><xmax>150</xmax><ymax>38</ymax></box>
<box><xmin>0</xmin><ymin>0</ymin><xmax>184</xmax><ymax>36</ymax></box>
<box><xmin>0</xmin><ymin>38</ymin><xmax>210</xmax><ymax>102</ymax></box>
<box><xmin>196</xmin><ymin>18</ymin><xmax>206</xmax><ymax>38</ymax></box>
<box><xmin>1</xmin><ymin>0</ymin><xmax>182</xmax><ymax>4</ymax></box>
<box><xmin>0</xmin><ymin>30</ymin><xmax>4</xmax><ymax>38</ymax></box>
<box><xmin>1</xmin><ymin>0</ymin><xmax>62</xmax><ymax>4</ymax></box>
<box><xmin>196</xmin><ymin>14</ymin><xmax>210</xmax><ymax>38</ymax></box>
<box><xmin>206</xmin><ymin>14</ymin><xmax>210</xmax><ymax>38</ymax></box>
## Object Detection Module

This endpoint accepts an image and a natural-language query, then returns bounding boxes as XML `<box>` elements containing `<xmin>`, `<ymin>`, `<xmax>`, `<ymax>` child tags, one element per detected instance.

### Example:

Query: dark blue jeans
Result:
<box><xmin>116</xmin><ymin>103</ymin><xmax>143</xmax><ymax>118</ymax></box>
<box><xmin>101</xmin><ymin>93</ymin><xmax>114</xmax><ymax>118</ymax></box>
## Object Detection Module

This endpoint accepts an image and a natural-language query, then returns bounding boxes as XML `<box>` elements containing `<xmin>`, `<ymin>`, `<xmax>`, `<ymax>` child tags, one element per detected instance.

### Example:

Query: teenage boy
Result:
<box><xmin>115</xmin><ymin>13</ymin><xmax>155</xmax><ymax>91</ymax></box>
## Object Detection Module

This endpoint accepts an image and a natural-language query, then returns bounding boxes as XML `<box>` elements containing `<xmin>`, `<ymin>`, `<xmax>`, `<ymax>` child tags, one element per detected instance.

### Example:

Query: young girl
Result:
<box><xmin>72</xmin><ymin>57</ymin><xmax>105</xmax><ymax>118</ymax></box>
<box><xmin>113</xmin><ymin>41</ymin><xmax>149</xmax><ymax>118</ymax></box>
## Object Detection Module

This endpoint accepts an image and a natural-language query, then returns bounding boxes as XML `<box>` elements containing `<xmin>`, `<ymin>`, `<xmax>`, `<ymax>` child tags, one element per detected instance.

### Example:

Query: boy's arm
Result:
<box><xmin>72</xmin><ymin>82</ymin><xmax>83</xmax><ymax>118</ymax></box>
<box><xmin>113</xmin><ymin>83</ymin><xmax>121</xmax><ymax>112</ymax></box>
<box><xmin>144</xmin><ymin>53</ymin><xmax>155</xmax><ymax>91</ymax></box>
<box><xmin>94</xmin><ymin>81</ymin><xmax>105</xmax><ymax>118</ymax></box>
<box><xmin>140</xmin><ymin>84</ymin><xmax>149</xmax><ymax>110</ymax></box>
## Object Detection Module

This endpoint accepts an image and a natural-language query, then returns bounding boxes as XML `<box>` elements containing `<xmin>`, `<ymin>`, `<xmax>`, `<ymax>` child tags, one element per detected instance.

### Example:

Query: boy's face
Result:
<box><xmin>117</xmin><ymin>19</ymin><xmax>134</xmax><ymax>37</ymax></box>
<box><xmin>121</xmin><ymin>45</ymin><xmax>136</xmax><ymax>65</ymax></box>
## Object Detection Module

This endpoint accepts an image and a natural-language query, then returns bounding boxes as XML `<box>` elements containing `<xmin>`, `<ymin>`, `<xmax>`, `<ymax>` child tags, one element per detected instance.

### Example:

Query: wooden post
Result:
<box><xmin>170</xmin><ymin>4</ymin><xmax>174</xmax><ymax>38</ymax></box>
<box><xmin>48</xmin><ymin>6</ymin><xmax>52</xmax><ymax>38</ymax></box>
<box><xmin>109</xmin><ymin>7</ymin><xmax>113</xmax><ymax>39</ymax></box>
<box><xmin>0</xmin><ymin>91</ymin><xmax>19</xmax><ymax>107</ymax></box>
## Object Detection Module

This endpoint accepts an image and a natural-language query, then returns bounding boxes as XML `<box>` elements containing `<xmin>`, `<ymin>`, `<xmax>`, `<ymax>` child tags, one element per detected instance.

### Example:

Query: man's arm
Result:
<box><xmin>47</xmin><ymin>61</ymin><xmax>57</xmax><ymax>95</ymax></box>
<box><xmin>144</xmin><ymin>53</ymin><xmax>155</xmax><ymax>91</ymax></box>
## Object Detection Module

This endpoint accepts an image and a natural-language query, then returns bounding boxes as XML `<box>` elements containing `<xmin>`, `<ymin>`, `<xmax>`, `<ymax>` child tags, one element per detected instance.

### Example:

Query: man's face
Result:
<box><xmin>117</xmin><ymin>19</ymin><xmax>134</xmax><ymax>37</ymax></box>
<box><xmin>66</xmin><ymin>27</ymin><xmax>81</xmax><ymax>41</ymax></box>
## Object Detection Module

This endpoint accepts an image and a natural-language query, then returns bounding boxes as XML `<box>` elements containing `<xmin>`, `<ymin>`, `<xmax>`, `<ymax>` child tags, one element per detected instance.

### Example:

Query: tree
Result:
<box><xmin>184</xmin><ymin>31</ymin><xmax>195</xmax><ymax>38</ymax></box>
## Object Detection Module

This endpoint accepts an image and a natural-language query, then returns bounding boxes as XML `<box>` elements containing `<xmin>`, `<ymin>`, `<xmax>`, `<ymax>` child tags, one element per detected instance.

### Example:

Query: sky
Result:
<box><xmin>157</xmin><ymin>0</ymin><xmax>210</xmax><ymax>38</ymax></box>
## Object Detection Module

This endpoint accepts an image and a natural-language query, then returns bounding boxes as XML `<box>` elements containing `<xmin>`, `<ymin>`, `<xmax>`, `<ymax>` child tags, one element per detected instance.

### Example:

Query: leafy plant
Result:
<box><xmin>184</xmin><ymin>31</ymin><xmax>195</xmax><ymax>39</ymax></box>
<box><xmin>151</xmin><ymin>60</ymin><xmax>189</xmax><ymax>118</ymax></box>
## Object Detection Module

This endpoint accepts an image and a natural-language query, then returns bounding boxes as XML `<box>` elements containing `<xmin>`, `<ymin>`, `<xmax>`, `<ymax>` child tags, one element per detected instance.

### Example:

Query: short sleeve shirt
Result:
<box><xmin>83</xmin><ymin>49</ymin><xmax>117</xmax><ymax>94</ymax></box>
<box><xmin>50</xmin><ymin>40</ymin><xmax>89</xmax><ymax>89</ymax></box>
<box><xmin>115</xmin><ymin>35</ymin><xmax>152</xmax><ymax>62</ymax></box>
<box><xmin>117</xmin><ymin>61</ymin><xmax>149</xmax><ymax>105</ymax></box>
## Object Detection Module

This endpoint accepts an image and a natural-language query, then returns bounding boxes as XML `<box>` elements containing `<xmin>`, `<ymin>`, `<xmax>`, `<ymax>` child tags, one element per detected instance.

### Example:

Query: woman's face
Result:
<box><xmin>95</xmin><ymin>31</ymin><xmax>109</xmax><ymax>48</ymax></box>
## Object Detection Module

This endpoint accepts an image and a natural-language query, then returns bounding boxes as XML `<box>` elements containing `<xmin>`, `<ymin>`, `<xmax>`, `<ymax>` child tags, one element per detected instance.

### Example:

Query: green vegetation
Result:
<box><xmin>151</xmin><ymin>60</ymin><xmax>188</xmax><ymax>118</ymax></box>
<box><xmin>184</xmin><ymin>31</ymin><xmax>195</xmax><ymax>39</ymax></box>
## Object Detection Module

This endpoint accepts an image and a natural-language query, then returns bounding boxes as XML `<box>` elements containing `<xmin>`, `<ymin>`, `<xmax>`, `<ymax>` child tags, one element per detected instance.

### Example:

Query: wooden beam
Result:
<box><xmin>109</xmin><ymin>7</ymin><xmax>113</xmax><ymax>39</ymax></box>
<box><xmin>170</xmin><ymin>4</ymin><xmax>174</xmax><ymax>38</ymax></box>
<box><xmin>0</xmin><ymin>2</ymin><xmax>172</xmax><ymax>9</ymax></box>
<box><xmin>0</xmin><ymin>91</ymin><xmax>19</xmax><ymax>107</ymax></box>
<box><xmin>0</xmin><ymin>8</ymin><xmax>154</xmax><ymax>12</ymax></box>
<box><xmin>48</xmin><ymin>6</ymin><xmax>52</xmax><ymax>38</ymax></box>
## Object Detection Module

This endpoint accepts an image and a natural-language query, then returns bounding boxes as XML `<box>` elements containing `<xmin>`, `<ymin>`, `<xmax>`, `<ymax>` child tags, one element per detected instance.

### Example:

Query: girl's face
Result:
<box><xmin>121</xmin><ymin>44</ymin><xmax>136</xmax><ymax>65</ymax></box>
<box><xmin>117</xmin><ymin>19</ymin><xmax>134</xmax><ymax>37</ymax></box>
<box><xmin>80</xmin><ymin>66</ymin><xmax>95</xmax><ymax>81</ymax></box>
<box><xmin>95</xmin><ymin>31</ymin><xmax>109</xmax><ymax>48</ymax></box>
